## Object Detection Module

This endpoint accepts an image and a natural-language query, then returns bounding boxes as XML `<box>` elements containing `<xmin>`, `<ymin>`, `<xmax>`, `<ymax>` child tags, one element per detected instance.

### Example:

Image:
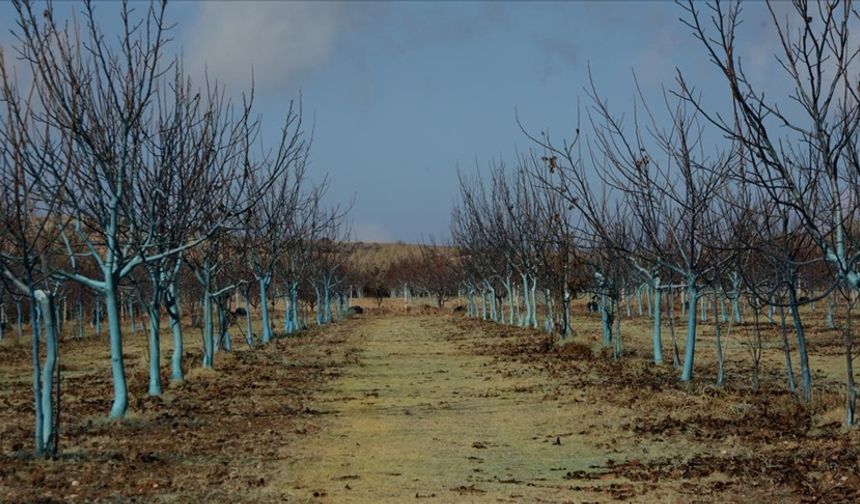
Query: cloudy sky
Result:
<box><xmin>0</xmin><ymin>1</ymin><xmax>791</xmax><ymax>243</ymax></box>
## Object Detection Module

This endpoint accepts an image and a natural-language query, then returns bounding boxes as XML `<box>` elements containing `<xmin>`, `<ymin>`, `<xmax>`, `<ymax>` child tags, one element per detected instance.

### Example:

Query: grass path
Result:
<box><xmin>277</xmin><ymin>315</ymin><xmax>672</xmax><ymax>503</ymax></box>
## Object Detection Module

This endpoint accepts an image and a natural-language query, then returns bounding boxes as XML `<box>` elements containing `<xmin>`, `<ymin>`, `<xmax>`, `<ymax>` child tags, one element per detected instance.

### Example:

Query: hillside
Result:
<box><xmin>347</xmin><ymin>241</ymin><xmax>454</xmax><ymax>271</ymax></box>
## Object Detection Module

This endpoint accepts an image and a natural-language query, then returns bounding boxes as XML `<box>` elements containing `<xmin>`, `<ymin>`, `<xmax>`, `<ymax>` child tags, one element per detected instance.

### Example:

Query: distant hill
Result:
<box><xmin>348</xmin><ymin>242</ymin><xmax>423</xmax><ymax>271</ymax></box>
<box><xmin>348</xmin><ymin>242</ymin><xmax>455</xmax><ymax>271</ymax></box>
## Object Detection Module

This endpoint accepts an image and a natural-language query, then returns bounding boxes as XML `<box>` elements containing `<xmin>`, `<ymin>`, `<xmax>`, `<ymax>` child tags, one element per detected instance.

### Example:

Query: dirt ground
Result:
<box><xmin>2</xmin><ymin>300</ymin><xmax>860</xmax><ymax>502</ymax></box>
<box><xmin>0</xmin><ymin>317</ymin><xmax>363</xmax><ymax>503</ymax></box>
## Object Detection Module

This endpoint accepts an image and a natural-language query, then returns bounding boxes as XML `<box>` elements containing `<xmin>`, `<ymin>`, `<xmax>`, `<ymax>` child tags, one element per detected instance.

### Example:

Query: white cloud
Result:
<box><xmin>184</xmin><ymin>1</ymin><xmax>344</xmax><ymax>93</ymax></box>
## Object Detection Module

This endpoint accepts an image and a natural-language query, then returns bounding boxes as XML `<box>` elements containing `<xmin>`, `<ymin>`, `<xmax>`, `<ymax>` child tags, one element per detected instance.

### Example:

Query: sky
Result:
<box><xmin>0</xmin><ymin>1</ymin><xmax>795</xmax><ymax>243</ymax></box>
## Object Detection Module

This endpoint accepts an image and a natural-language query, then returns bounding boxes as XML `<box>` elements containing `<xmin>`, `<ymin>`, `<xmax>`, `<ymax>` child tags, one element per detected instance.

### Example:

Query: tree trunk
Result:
<box><xmin>613</xmin><ymin>298</ymin><xmax>622</xmax><ymax>360</ymax></box>
<box><xmin>480</xmin><ymin>289</ymin><xmax>488</xmax><ymax>320</ymax></box>
<box><xmin>129</xmin><ymin>299</ymin><xmax>136</xmax><ymax>335</ymax></box>
<box><xmin>506</xmin><ymin>276</ymin><xmax>515</xmax><ymax>325</ymax></box>
<box><xmin>788</xmin><ymin>285</ymin><xmax>811</xmax><ymax>402</ymax></box>
<box><xmin>544</xmin><ymin>287</ymin><xmax>554</xmax><ymax>335</ymax></box>
<box><xmin>167</xmin><ymin>280</ymin><xmax>184</xmax><ymax>382</ymax></box>
<box><xmin>562</xmin><ymin>288</ymin><xmax>572</xmax><ymax>338</ymax></box>
<box><xmin>714</xmin><ymin>291</ymin><xmax>724</xmax><ymax>386</ymax></box>
<box><xmin>600</xmin><ymin>293</ymin><xmax>612</xmax><ymax>346</ymax></box>
<box><xmin>147</xmin><ymin>295</ymin><xmax>162</xmax><ymax>396</ymax></box>
<box><xmin>37</xmin><ymin>291</ymin><xmax>60</xmax><ymax>456</ymax></box>
<box><xmin>291</xmin><ymin>283</ymin><xmax>301</xmax><ymax>331</ymax></box>
<box><xmin>17</xmin><ymin>298</ymin><xmax>23</xmax><ymax>342</ymax></box>
<box><xmin>259</xmin><ymin>276</ymin><xmax>273</xmax><ymax>342</ymax></box>
<box><xmin>105</xmin><ymin>277</ymin><xmax>128</xmax><ymax>419</ymax></box>
<box><xmin>778</xmin><ymin>305</ymin><xmax>797</xmax><ymax>397</ymax></box>
<box><xmin>218</xmin><ymin>301</ymin><xmax>231</xmax><ymax>352</ymax></box>
<box><xmin>843</xmin><ymin>298</ymin><xmax>856</xmax><ymax>426</ymax></box>
<box><xmin>668</xmin><ymin>287</ymin><xmax>680</xmax><ymax>368</ymax></box>
<box><xmin>324</xmin><ymin>281</ymin><xmax>332</xmax><ymax>323</ymax></box>
<box><xmin>30</xmin><ymin>292</ymin><xmax>46</xmax><ymax>455</ymax></box>
<box><xmin>488</xmin><ymin>284</ymin><xmax>497</xmax><ymax>321</ymax></box>
<box><xmin>95</xmin><ymin>296</ymin><xmax>102</xmax><ymax>338</ymax></box>
<box><xmin>529</xmin><ymin>276</ymin><xmax>538</xmax><ymax>329</ymax></box>
<box><xmin>314</xmin><ymin>284</ymin><xmax>323</xmax><ymax>326</ymax></box>
<box><xmin>681</xmin><ymin>279</ymin><xmax>699</xmax><ymax>382</ymax></box>
<box><xmin>520</xmin><ymin>273</ymin><xmax>530</xmax><ymax>327</ymax></box>
<box><xmin>202</xmin><ymin>285</ymin><xmax>214</xmax><ymax>369</ymax></box>
<box><xmin>652</xmin><ymin>279</ymin><xmax>663</xmax><ymax>365</ymax></box>
<box><xmin>644</xmin><ymin>284</ymin><xmax>652</xmax><ymax>318</ymax></box>
<box><xmin>243</xmin><ymin>288</ymin><xmax>254</xmax><ymax>348</ymax></box>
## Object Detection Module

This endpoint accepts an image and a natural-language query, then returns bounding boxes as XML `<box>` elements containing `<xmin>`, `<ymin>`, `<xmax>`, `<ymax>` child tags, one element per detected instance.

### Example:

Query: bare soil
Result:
<box><xmin>0</xmin><ymin>319</ymin><xmax>362</xmax><ymax>503</ymax></box>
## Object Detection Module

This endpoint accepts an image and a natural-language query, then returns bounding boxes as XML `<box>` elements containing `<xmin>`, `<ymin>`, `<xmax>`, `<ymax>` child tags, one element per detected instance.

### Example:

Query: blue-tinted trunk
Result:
<box><xmin>488</xmin><ymin>284</ymin><xmax>497</xmax><ymax>322</ymax></box>
<box><xmin>95</xmin><ymin>296</ymin><xmax>102</xmax><ymax>338</ymax></box>
<box><xmin>105</xmin><ymin>278</ymin><xmax>128</xmax><ymax>419</ymax></box>
<box><xmin>202</xmin><ymin>286</ymin><xmax>214</xmax><ymax>369</ymax></box>
<box><xmin>17</xmin><ymin>299</ymin><xmax>23</xmax><ymax>341</ymax></box>
<box><xmin>505</xmin><ymin>276</ymin><xmax>514</xmax><ymax>325</ymax></box>
<box><xmin>644</xmin><ymin>284</ymin><xmax>652</xmax><ymax>318</ymax></box>
<box><xmin>38</xmin><ymin>292</ymin><xmax>59</xmax><ymax>453</ymax></box>
<box><xmin>732</xmin><ymin>296</ymin><xmax>742</xmax><ymax>324</ymax></box>
<box><xmin>129</xmin><ymin>300</ymin><xmax>136</xmax><ymax>335</ymax></box>
<box><xmin>30</xmin><ymin>292</ymin><xmax>43</xmax><ymax>455</ymax></box>
<box><xmin>712</xmin><ymin>292</ymin><xmax>725</xmax><ymax>385</ymax></box>
<box><xmin>562</xmin><ymin>288</ymin><xmax>572</xmax><ymax>338</ymax></box>
<box><xmin>652</xmin><ymin>280</ymin><xmax>663</xmax><ymax>365</ymax></box>
<box><xmin>600</xmin><ymin>293</ymin><xmax>612</xmax><ymax>346</ymax></box>
<box><xmin>788</xmin><ymin>286</ymin><xmax>811</xmax><ymax>401</ymax></box>
<box><xmin>259</xmin><ymin>276</ymin><xmax>273</xmax><ymax>343</ymax></box>
<box><xmin>681</xmin><ymin>280</ymin><xmax>698</xmax><ymax>382</ymax></box>
<box><xmin>613</xmin><ymin>298</ymin><xmax>622</xmax><ymax>359</ymax></box>
<box><xmin>167</xmin><ymin>280</ymin><xmax>184</xmax><ymax>381</ymax></box>
<box><xmin>218</xmin><ymin>302</ymin><xmax>231</xmax><ymax>352</ymax></box>
<box><xmin>544</xmin><ymin>288</ymin><xmax>554</xmax><ymax>334</ymax></box>
<box><xmin>520</xmin><ymin>273</ymin><xmax>530</xmax><ymax>327</ymax></box>
<box><xmin>147</xmin><ymin>298</ymin><xmax>162</xmax><ymax>396</ymax></box>
<box><xmin>529</xmin><ymin>276</ymin><xmax>538</xmax><ymax>329</ymax></box>
<box><xmin>314</xmin><ymin>285</ymin><xmax>323</xmax><ymax>326</ymax></box>
<box><xmin>324</xmin><ymin>282</ymin><xmax>332</xmax><ymax>323</ymax></box>
<box><xmin>778</xmin><ymin>305</ymin><xmax>797</xmax><ymax>395</ymax></box>
<box><xmin>480</xmin><ymin>289</ymin><xmax>488</xmax><ymax>320</ymax></box>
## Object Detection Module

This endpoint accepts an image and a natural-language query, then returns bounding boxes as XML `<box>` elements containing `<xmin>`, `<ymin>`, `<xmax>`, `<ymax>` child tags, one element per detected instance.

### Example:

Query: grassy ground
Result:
<box><xmin>1</xmin><ymin>297</ymin><xmax>859</xmax><ymax>502</ymax></box>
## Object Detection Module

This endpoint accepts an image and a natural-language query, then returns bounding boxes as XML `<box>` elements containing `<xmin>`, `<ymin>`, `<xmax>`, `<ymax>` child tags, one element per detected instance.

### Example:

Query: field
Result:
<box><xmin>4</xmin><ymin>1</ymin><xmax>860</xmax><ymax>503</ymax></box>
<box><xmin>1</xmin><ymin>297</ymin><xmax>859</xmax><ymax>502</ymax></box>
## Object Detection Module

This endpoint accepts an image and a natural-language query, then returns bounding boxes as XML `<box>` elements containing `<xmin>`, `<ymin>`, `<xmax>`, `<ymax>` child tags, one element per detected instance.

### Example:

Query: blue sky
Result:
<box><xmin>0</xmin><ymin>1</ymin><xmax>791</xmax><ymax>243</ymax></box>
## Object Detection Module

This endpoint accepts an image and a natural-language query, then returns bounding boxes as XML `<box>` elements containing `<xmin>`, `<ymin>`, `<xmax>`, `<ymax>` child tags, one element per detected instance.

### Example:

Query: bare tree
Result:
<box><xmin>0</xmin><ymin>38</ymin><xmax>70</xmax><ymax>455</ymax></box>
<box><xmin>679</xmin><ymin>0</ymin><xmax>860</xmax><ymax>422</ymax></box>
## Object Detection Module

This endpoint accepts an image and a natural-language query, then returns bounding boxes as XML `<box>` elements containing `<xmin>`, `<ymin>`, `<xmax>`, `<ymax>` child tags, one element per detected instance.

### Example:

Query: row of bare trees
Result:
<box><xmin>452</xmin><ymin>0</ymin><xmax>860</xmax><ymax>426</ymax></box>
<box><xmin>348</xmin><ymin>244</ymin><xmax>462</xmax><ymax>309</ymax></box>
<box><xmin>0</xmin><ymin>1</ymin><xmax>352</xmax><ymax>457</ymax></box>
